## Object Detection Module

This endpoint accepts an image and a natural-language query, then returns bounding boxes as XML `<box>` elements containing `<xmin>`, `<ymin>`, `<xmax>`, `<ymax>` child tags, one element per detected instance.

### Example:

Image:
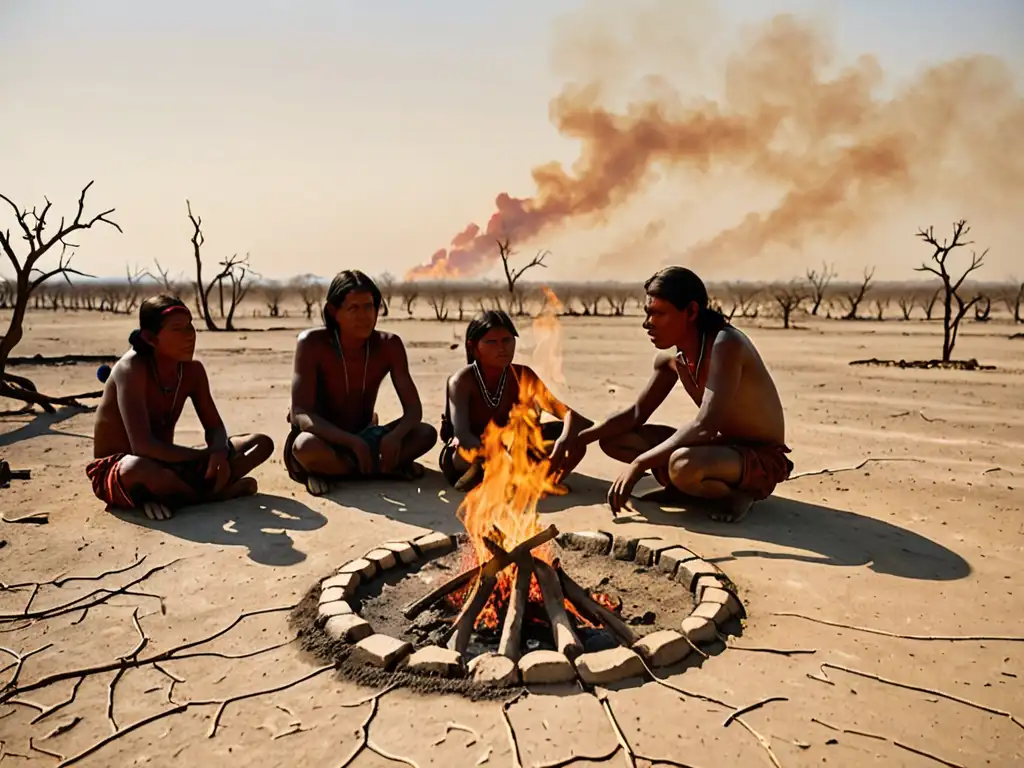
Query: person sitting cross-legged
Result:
<box><xmin>87</xmin><ymin>295</ymin><xmax>274</xmax><ymax>521</ymax></box>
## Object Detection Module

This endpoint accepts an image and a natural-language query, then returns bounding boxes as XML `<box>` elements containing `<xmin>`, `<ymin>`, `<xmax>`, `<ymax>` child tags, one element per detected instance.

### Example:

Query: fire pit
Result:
<box><xmin>294</xmin><ymin>359</ymin><xmax>743</xmax><ymax>690</ymax></box>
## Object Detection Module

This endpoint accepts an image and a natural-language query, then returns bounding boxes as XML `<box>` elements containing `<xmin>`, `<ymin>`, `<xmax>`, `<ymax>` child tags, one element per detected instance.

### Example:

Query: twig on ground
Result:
<box><xmin>53</xmin><ymin>557</ymin><xmax>147</xmax><ymax>588</ymax></box>
<box><xmin>42</xmin><ymin>716</ymin><xmax>82</xmax><ymax>740</ymax></box>
<box><xmin>24</xmin><ymin>678</ymin><xmax>85</xmax><ymax>724</ymax></box>
<box><xmin>772</xmin><ymin>612</ymin><xmax>1024</xmax><ymax>642</ymax></box>
<box><xmin>731</xmin><ymin>718</ymin><xmax>782</xmax><ymax>768</ymax></box>
<box><xmin>789</xmin><ymin>457</ymin><xmax>924</xmax><ymax>480</ymax></box>
<box><xmin>474</xmin><ymin>746</ymin><xmax>492</xmax><ymax>765</ymax></box>
<box><xmin>723</xmin><ymin>696</ymin><xmax>788</xmax><ymax>727</ymax></box>
<box><xmin>596</xmin><ymin>691</ymin><xmax>637</xmax><ymax>768</ymax></box>
<box><xmin>432</xmin><ymin>721</ymin><xmax>481</xmax><ymax>746</ymax></box>
<box><xmin>1</xmin><ymin>644</ymin><xmax>53</xmax><ymax>691</ymax></box>
<box><xmin>813</xmin><ymin>663</ymin><xmax>1024</xmax><ymax>729</ymax></box>
<box><xmin>810</xmin><ymin>717</ymin><xmax>840</xmax><ymax>731</ymax></box>
<box><xmin>29</xmin><ymin>737</ymin><xmax>64</xmax><ymax>760</ymax></box>
<box><xmin>1</xmin><ymin>513</ymin><xmax>49</xmax><ymax>525</ymax></box>
<box><xmin>893</xmin><ymin>740</ymin><xmax>965</xmax><ymax>767</ymax></box>
<box><xmin>499</xmin><ymin>690</ymin><xmax>527</xmax><ymax>768</ymax></box>
<box><xmin>271</xmin><ymin>723</ymin><xmax>311</xmax><ymax>740</ymax></box>
<box><xmin>726</xmin><ymin>643</ymin><xmax>816</xmax><ymax>657</ymax></box>
<box><xmin>205</xmin><ymin>664</ymin><xmax>333</xmax><ymax>738</ymax></box>
<box><xmin>811</xmin><ymin>715</ymin><xmax>965</xmax><ymax>767</ymax></box>
<box><xmin>633</xmin><ymin>654</ymin><xmax>732</xmax><ymax>709</ymax></box>
<box><xmin>105</xmin><ymin>669</ymin><xmax>125</xmax><ymax>731</ymax></box>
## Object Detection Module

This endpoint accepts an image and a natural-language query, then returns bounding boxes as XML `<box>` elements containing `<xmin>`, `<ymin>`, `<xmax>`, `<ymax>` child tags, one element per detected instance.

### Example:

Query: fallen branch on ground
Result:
<box><xmin>789</xmin><ymin>457</ymin><xmax>925</xmax><ymax>480</ymax></box>
<box><xmin>812</xmin><ymin>662</ymin><xmax>1023</xmax><ymax>730</ymax></box>
<box><xmin>723</xmin><ymin>696</ymin><xmax>788</xmax><ymax>727</ymax></box>
<box><xmin>773</xmin><ymin>612</ymin><xmax>1024</xmax><ymax>642</ymax></box>
<box><xmin>2</xmin><ymin>512</ymin><xmax>48</xmax><ymax>525</ymax></box>
<box><xmin>810</xmin><ymin>716</ymin><xmax>966</xmax><ymax>767</ymax></box>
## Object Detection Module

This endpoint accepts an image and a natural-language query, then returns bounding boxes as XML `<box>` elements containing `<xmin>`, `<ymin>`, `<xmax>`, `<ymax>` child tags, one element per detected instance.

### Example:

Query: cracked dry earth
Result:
<box><xmin>1</xmin><ymin>310</ymin><xmax>1022</xmax><ymax>767</ymax></box>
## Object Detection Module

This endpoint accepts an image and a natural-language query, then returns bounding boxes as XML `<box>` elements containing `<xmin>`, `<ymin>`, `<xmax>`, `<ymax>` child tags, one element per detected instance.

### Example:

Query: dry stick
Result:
<box><xmin>772</xmin><ymin>612</ymin><xmax>1024</xmax><ymax>642</ymax></box>
<box><xmin>810</xmin><ymin>716</ymin><xmax>965</xmax><ymax>767</ymax></box>
<box><xmin>29</xmin><ymin>737</ymin><xmax>64</xmax><ymax>761</ymax></box>
<box><xmin>557</xmin><ymin>570</ymin><xmax>637</xmax><ymax>647</ymax></box>
<box><xmin>41</xmin><ymin>716</ymin><xmax>82</xmax><ymax>740</ymax></box>
<box><xmin>1</xmin><ymin>512</ymin><xmax>49</xmax><ymax>524</ymax></box>
<box><xmin>789</xmin><ymin>457</ymin><xmax>924</xmax><ymax>480</ymax></box>
<box><xmin>595</xmin><ymin>690</ymin><xmax>703</xmax><ymax>768</ymax></box>
<box><xmin>727</xmin><ymin>645</ymin><xmax>816</xmax><ymax>657</ymax></box>
<box><xmin>723</xmin><ymin>696</ymin><xmax>788</xmax><ymax>728</ymax></box>
<box><xmin>533</xmin><ymin>560</ymin><xmax>582</xmax><ymax>660</ymax></box>
<box><xmin>204</xmin><ymin>664</ymin><xmax>333</xmax><ymax>738</ymax></box>
<box><xmin>3</xmin><ymin>603</ymin><xmax>295</xmax><ymax>701</ymax></box>
<box><xmin>445</xmin><ymin>573</ymin><xmax>498</xmax><ymax>654</ymax></box>
<box><xmin>23</xmin><ymin>678</ymin><xmax>85</xmax><ymax>724</ymax></box>
<box><xmin>1</xmin><ymin>643</ymin><xmax>53</xmax><ymax>691</ymax></box>
<box><xmin>815</xmin><ymin>662</ymin><xmax>1024</xmax><ymax>730</ymax></box>
<box><xmin>0</xmin><ymin>559</ymin><xmax>179</xmax><ymax>622</ymax></box>
<box><xmin>1</xmin><ymin>556</ymin><xmax>147</xmax><ymax>592</ymax></box>
<box><xmin>58</xmin><ymin>665</ymin><xmax>335</xmax><ymax>768</ymax></box>
<box><xmin>893</xmin><ymin>741</ymin><xmax>966</xmax><ymax>768</ymax></box>
<box><xmin>403</xmin><ymin>524</ymin><xmax>558</xmax><ymax>619</ymax></box>
<box><xmin>498</xmin><ymin>556</ymin><xmax>533</xmax><ymax>662</ymax></box>
<box><xmin>105</xmin><ymin>669</ymin><xmax>125</xmax><ymax>732</ymax></box>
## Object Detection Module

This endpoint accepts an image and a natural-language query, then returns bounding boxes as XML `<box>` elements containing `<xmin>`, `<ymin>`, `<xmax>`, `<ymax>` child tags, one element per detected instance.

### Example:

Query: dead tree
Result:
<box><xmin>841</xmin><ymin>267</ymin><xmax>875</xmax><ymax>319</ymax></box>
<box><xmin>292</xmin><ymin>275</ymin><xmax>322</xmax><ymax>320</ymax></box>
<box><xmin>401</xmin><ymin>284</ymin><xmax>419</xmax><ymax>317</ymax></box>
<box><xmin>185</xmin><ymin>201</ymin><xmax>253</xmax><ymax>331</ymax></box>
<box><xmin>897</xmin><ymin>293</ymin><xmax>916</xmax><ymax>320</ymax></box>
<box><xmin>219</xmin><ymin>254</ymin><xmax>254</xmax><ymax>330</ymax></box>
<box><xmin>0</xmin><ymin>277</ymin><xmax>13</xmax><ymax>308</ymax></box>
<box><xmin>806</xmin><ymin>262</ymin><xmax>837</xmax><ymax>315</ymax></box>
<box><xmin>770</xmin><ymin>281</ymin><xmax>809</xmax><ymax>329</ymax></box>
<box><xmin>913</xmin><ymin>220</ymin><xmax>986</xmax><ymax>363</ymax></box>
<box><xmin>263</xmin><ymin>280</ymin><xmax>286</xmax><ymax>318</ymax></box>
<box><xmin>0</xmin><ymin>182</ymin><xmax>121</xmax><ymax>411</ymax></box>
<box><xmin>923</xmin><ymin>287</ymin><xmax>941</xmax><ymax>320</ymax></box>
<box><xmin>377</xmin><ymin>271</ymin><xmax>397</xmax><ymax>310</ymax></box>
<box><xmin>426</xmin><ymin>281</ymin><xmax>451</xmax><ymax>321</ymax></box>
<box><xmin>873</xmin><ymin>297</ymin><xmax>890</xmax><ymax>321</ymax></box>
<box><xmin>1001</xmin><ymin>281</ymin><xmax>1023</xmax><ymax>324</ymax></box>
<box><xmin>725</xmin><ymin>284</ymin><xmax>762</xmax><ymax>319</ymax></box>
<box><xmin>497</xmin><ymin>238</ymin><xmax>547</xmax><ymax>311</ymax></box>
<box><xmin>973</xmin><ymin>295</ymin><xmax>991</xmax><ymax>322</ymax></box>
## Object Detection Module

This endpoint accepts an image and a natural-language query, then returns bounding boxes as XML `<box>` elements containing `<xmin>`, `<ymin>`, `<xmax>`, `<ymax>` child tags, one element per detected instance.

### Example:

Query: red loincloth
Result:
<box><xmin>731</xmin><ymin>443</ymin><xmax>794</xmax><ymax>500</ymax></box>
<box><xmin>85</xmin><ymin>454</ymin><xmax>136</xmax><ymax>509</ymax></box>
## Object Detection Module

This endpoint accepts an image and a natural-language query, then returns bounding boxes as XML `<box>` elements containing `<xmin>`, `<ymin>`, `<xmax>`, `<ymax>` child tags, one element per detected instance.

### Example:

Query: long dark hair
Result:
<box><xmin>465</xmin><ymin>310</ymin><xmax>518</xmax><ymax>364</ymax></box>
<box><xmin>323</xmin><ymin>270</ymin><xmax>387</xmax><ymax>335</ymax></box>
<box><xmin>128</xmin><ymin>295</ymin><xmax>188</xmax><ymax>355</ymax></box>
<box><xmin>644</xmin><ymin>267</ymin><xmax>727</xmax><ymax>335</ymax></box>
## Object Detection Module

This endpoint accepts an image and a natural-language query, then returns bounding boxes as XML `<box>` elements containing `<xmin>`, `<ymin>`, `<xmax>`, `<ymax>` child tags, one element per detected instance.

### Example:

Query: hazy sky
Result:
<box><xmin>2</xmin><ymin>0</ymin><xmax>1022</xmax><ymax>284</ymax></box>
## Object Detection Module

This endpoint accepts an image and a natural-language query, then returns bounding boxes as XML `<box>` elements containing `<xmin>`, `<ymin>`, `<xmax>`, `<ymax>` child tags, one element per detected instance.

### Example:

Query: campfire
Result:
<box><xmin>403</xmin><ymin>294</ymin><xmax>634</xmax><ymax>662</ymax></box>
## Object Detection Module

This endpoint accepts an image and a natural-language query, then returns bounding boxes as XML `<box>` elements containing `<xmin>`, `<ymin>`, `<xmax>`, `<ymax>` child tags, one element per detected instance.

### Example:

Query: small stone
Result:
<box><xmin>469</xmin><ymin>653</ymin><xmax>520</xmax><ymax>686</ymax></box>
<box><xmin>656</xmin><ymin>547</ymin><xmax>698</xmax><ymax>577</ymax></box>
<box><xmin>633</xmin><ymin>630</ymin><xmax>692</xmax><ymax>668</ymax></box>
<box><xmin>364</xmin><ymin>548</ymin><xmax>398</xmax><ymax>572</ymax></box>
<box><xmin>383</xmin><ymin>541</ymin><xmax>419</xmax><ymax>565</ymax></box>
<box><xmin>693</xmin><ymin>601</ymin><xmax>732</xmax><ymax>625</ymax></box>
<box><xmin>518</xmin><ymin>650</ymin><xmax>576</xmax><ymax>684</ymax></box>
<box><xmin>556</xmin><ymin>531</ymin><xmax>613</xmax><ymax>555</ymax></box>
<box><xmin>352</xmin><ymin>634</ymin><xmax>413</xmax><ymax>669</ymax></box>
<box><xmin>634</xmin><ymin>539</ymin><xmax>673</xmax><ymax>567</ymax></box>
<box><xmin>403</xmin><ymin>646</ymin><xmax>465</xmax><ymax>677</ymax></box>
<box><xmin>338</xmin><ymin>558</ymin><xmax>376</xmax><ymax>580</ymax></box>
<box><xmin>319</xmin><ymin>586</ymin><xmax>345</xmax><ymax>604</ymax></box>
<box><xmin>317</xmin><ymin>600</ymin><xmax>353</xmax><ymax>621</ymax></box>
<box><xmin>693</xmin><ymin>575</ymin><xmax>726</xmax><ymax>600</ymax></box>
<box><xmin>575</xmin><ymin>647</ymin><xmax>646</xmax><ymax>685</ymax></box>
<box><xmin>701</xmin><ymin>587</ymin><xmax>732</xmax><ymax>605</ymax></box>
<box><xmin>322</xmin><ymin>571</ymin><xmax>360</xmax><ymax>598</ymax></box>
<box><xmin>415</xmin><ymin>532</ymin><xmax>456</xmax><ymax>557</ymax></box>
<box><xmin>324</xmin><ymin>614</ymin><xmax>373</xmax><ymax>643</ymax></box>
<box><xmin>611</xmin><ymin>536</ymin><xmax>639</xmax><ymax>561</ymax></box>
<box><xmin>675</xmin><ymin>559</ymin><xmax>721</xmax><ymax>590</ymax></box>
<box><xmin>681</xmin><ymin>616</ymin><xmax>718</xmax><ymax>645</ymax></box>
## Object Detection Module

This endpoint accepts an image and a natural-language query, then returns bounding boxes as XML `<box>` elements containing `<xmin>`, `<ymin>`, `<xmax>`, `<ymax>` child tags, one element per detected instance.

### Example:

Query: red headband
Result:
<box><xmin>161</xmin><ymin>305</ymin><xmax>191</xmax><ymax>316</ymax></box>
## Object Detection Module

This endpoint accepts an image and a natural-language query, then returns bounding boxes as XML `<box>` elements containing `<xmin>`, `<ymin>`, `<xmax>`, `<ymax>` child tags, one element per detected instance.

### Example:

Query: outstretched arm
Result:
<box><xmin>191</xmin><ymin>364</ymin><xmax>230</xmax><ymax>454</ymax></box>
<box><xmin>386</xmin><ymin>336</ymin><xmax>423</xmax><ymax>441</ymax></box>
<box><xmin>523</xmin><ymin>368</ymin><xmax>592</xmax><ymax>440</ymax></box>
<box><xmin>114</xmin><ymin>363</ymin><xmax>206</xmax><ymax>463</ymax></box>
<box><xmin>289</xmin><ymin>333</ymin><xmax>359</xmax><ymax>447</ymax></box>
<box><xmin>632</xmin><ymin>335</ymin><xmax>743</xmax><ymax>472</ymax></box>
<box><xmin>578</xmin><ymin>353</ymin><xmax>677</xmax><ymax>446</ymax></box>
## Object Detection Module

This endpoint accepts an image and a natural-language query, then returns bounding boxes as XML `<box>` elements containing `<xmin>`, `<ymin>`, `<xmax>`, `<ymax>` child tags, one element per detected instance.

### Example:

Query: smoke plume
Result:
<box><xmin>406</xmin><ymin>10</ymin><xmax>1024</xmax><ymax>280</ymax></box>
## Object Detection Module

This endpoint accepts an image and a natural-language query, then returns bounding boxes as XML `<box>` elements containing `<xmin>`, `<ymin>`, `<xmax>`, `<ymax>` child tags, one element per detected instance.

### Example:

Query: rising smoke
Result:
<box><xmin>406</xmin><ymin>6</ymin><xmax>1024</xmax><ymax>280</ymax></box>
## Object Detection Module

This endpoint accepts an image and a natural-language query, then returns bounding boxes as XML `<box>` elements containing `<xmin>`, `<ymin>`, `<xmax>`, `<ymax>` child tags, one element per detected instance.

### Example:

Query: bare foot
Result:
<box><xmin>142</xmin><ymin>501</ymin><xmax>173</xmax><ymax>521</ymax></box>
<box><xmin>306</xmin><ymin>476</ymin><xmax>332</xmax><ymax>497</ymax></box>
<box><xmin>709</xmin><ymin>493</ymin><xmax>755</xmax><ymax>523</ymax></box>
<box><xmin>391</xmin><ymin>462</ymin><xmax>425</xmax><ymax>482</ymax></box>
<box><xmin>218</xmin><ymin>477</ymin><xmax>259</xmax><ymax>500</ymax></box>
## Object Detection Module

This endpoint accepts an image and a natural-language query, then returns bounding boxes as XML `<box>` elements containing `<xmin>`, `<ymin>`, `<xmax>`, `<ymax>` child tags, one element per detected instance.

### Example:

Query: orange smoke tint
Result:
<box><xmin>530</xmin><ymin>287</ymin><xmax>567</xmax><ymax>394</ymax></box>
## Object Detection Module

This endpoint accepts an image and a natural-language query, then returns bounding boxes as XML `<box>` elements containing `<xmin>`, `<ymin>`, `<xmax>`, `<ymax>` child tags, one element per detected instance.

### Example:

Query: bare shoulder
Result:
<box><xmin>711</xmin><ymin>326</ymin><xmax>755</xmax><ymax>369</ymax></box>
<box><xmin>297</xmin><ymin>326</ymin><xmax>331</xmax><ymax>349</ymax></box>
<box><xmin>375</xmin><ymin>330</ymin><xmax>406</xmax><ymax>355</ymax></box>
<box><xmin>110</xmin><ymin>351</ymin><xmax>144</xmax><ymax>384</ymax></box>
<box><xmin>653</xmin><ymin>350</ymin><xmax>677</xmax><ymax>372</ymax></box>
<box><xmin>448</xmin><ymin>364</ymin><xmax>475</xmax><ymax>394</ymax></box>
<box><xmin>182</xmin><ymin>359</ymin><xmax>208</xmax><ymax>384</ymax></box>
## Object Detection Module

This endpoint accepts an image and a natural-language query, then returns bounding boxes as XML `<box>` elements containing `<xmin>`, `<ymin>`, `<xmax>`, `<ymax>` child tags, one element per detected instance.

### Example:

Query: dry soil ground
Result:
<box><xmin>1</xmin><ymin>309</ymin><xmax>1022</xmax><ymax>767</ymax></box>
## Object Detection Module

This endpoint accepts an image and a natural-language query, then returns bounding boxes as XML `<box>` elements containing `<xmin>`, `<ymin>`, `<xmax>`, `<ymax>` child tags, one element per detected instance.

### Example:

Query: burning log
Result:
<box><xmin>498</xmin><ymin>557</ymin><xmax>533</xmax><ymax>662</ymax></box>
<box><xmin>533</xmin><ymin>560</ymin><xmax>583</xmax><ymax>660</ymax></box>
<box><xmin>445</xmin><ymin>573</ymin><xmax>499</xmax><ymax>654</ymax></box>
<box><xmin>403</xmin><ymin>525</ymin><xmax>558</xmax><ymax>619</ymax></box>
<box><xmin>558</xmin><ymin>570</ymin><xmax>638</xmax><ymax>647</ymax></box>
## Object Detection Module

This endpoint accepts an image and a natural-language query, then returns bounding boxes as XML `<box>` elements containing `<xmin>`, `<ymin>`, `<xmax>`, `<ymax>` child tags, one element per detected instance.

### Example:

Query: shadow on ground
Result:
<box><xmin>610</xmin><ymin>487</ymin><xmax>971</xmax><ymax>582</ymax></box>
<box><xmin>114</xmin><ymin>492</ymin><xmax>328</xmax><ymax>566</ymax></box>
<box><xmin>0</xmin><ymin>405</ymin><xmax>93</xmax><ymax>447</ymax></box>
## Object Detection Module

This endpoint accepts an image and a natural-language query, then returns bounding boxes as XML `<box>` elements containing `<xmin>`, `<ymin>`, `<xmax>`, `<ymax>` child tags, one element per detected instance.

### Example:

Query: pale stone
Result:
<box><xmin>632</xmin><ymin>630</ymin><xmax>692</xmax><ymax>668</ymax></box>
<box><xmin>701</xmin><ymin>587</ymin><xmax>733</xmax><ymax>605</ymax></box>
<box><xmin>383</xmin><ymin>541</ymin><xmax>419</xmax><ymax>565</ymax></box>
<box><xmin>693</xmin><ymin>601</ymin><xmax>732</xmax><ymax>625</ymax></box>
<box><xmin>518</xmin><ymin>650</ymin><xmax>576</xmax><ymax>684</ymax></box>
<box><xmin>364</xmin><ymin>548</ymin><xmax>398</xmax><ymax>572</ymax></box>
<box><xmin>611</xmin><ymin>536</ymin><xmax>639</xmax><ymax>561</ymax></box>
<box><xmin>319</xmin><ymin>586</ymin><xmax>345</xmax><ymax>605</ymax></box>
<box><xmin>574</xmin><ymin>647</ymin><xmax>646</xmax><ymax>685</ymax></box>
<box><xmin>322</xmin><ymin>571</ymin><xmax>360</xmax><ymax>598</ymax></box>
<box><xmin>338</xmin><ymin>558</ymin><xmax>374</xmax><ymax>578</ymax></box>
<box><xmin>403</xmin><ymin>646</ymin><xmax>465</xmax><ymax>677</ymax></box>
<box><xmin>675</xmin><ymin>559</ymin><xmax>721</xmax><ymax>590</ymax></box>
<box><xmin>352</xmin><ymin>634</ymin><xmax>413</xmax><ymax>669</ymax></box>
<box><xmin>317</xmin><ymin>600</ymin><xmax>353</xmax><ymax>621</ymax></box>
<box><xmin>468</xmin><ymin>653</ymin><xmax>520</xmax><ymax>686</ymax></box>
<box><xmin>415</xmin><ymin>532</ymin><xmax>456</xmax><ymax>557</ymax></box>
<box><xmin>557</xmin><ymin>531</ymin><xmax>613</xmax><ymax>555</ymax></box>
<box><xmin>634</xmin><ymin>539</ymin><xmax>675</xmax><ymax>567</ymax></box>
<box><xmin>324</xmin><ymin>614</ymin><xmax>373</xmax><ymax>643</ymax></box>
<box><xmin>680</xmin><ymin>616</ymin><xmax>718</xmax><ymax>645</ymax></box>
<box><xmin>656</xmin><ymin>547</ymin><xmax>698</xmax><ymax>577</ymax></box>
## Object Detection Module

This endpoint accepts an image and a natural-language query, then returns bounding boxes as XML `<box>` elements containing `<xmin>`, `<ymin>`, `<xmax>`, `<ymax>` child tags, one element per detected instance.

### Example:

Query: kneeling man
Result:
<box><xmin>579</xmin><ymin>267</ymin><xmax>793</xmax><ymax>522</ymax></box>
<box><xmin>284</xmin><ymin>270</ymin><xmax>437</xmax><ymax>495</ymax></box>
<box><xmin>89</xmin><ymin>296</ymin><xmax>274</xmax><ymax>521</ymax></box>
